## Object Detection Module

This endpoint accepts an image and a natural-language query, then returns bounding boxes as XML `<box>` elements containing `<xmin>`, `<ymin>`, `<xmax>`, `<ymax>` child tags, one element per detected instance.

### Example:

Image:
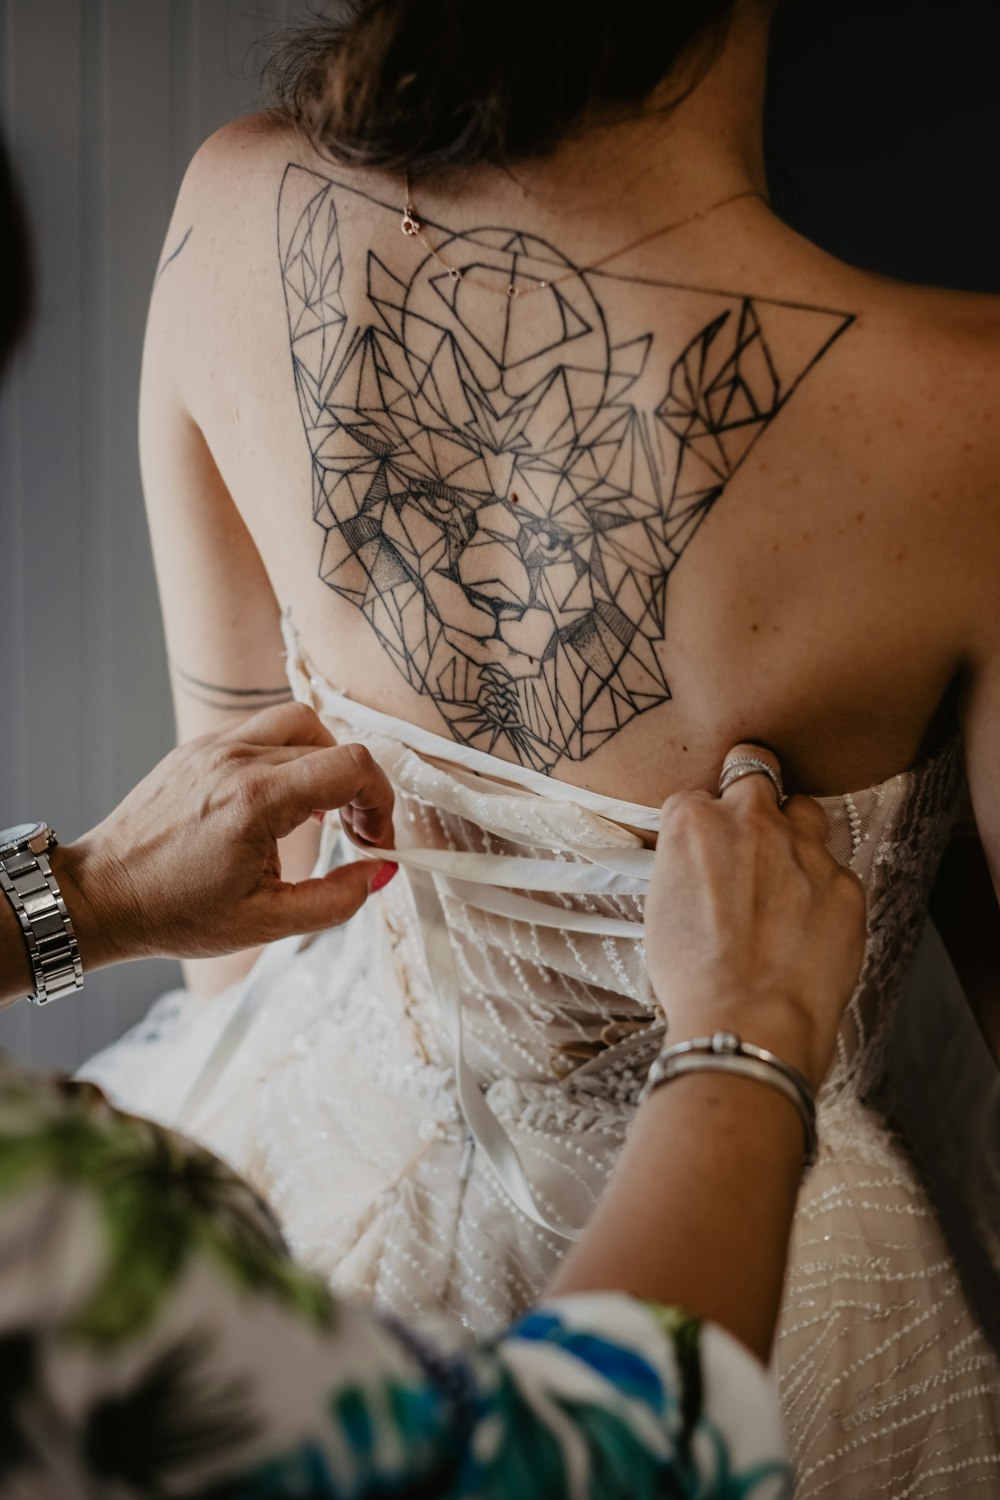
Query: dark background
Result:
<box><xmin>767</xmin><ymin>0</ymin><xmax>1000</xmax><ymax>290</ymax></box>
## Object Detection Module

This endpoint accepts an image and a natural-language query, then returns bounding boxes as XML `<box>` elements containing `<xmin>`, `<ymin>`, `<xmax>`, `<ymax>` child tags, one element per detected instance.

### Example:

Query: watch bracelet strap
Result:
<box><xmin>640</xmin><ymin>1039</ymin><xmax>818</xmax><ymax>1170</ymax></box>
<box><xmin>0</xmin><ymin>848</ymin><xmax>83</xmax><ymax>1004</ymax></box>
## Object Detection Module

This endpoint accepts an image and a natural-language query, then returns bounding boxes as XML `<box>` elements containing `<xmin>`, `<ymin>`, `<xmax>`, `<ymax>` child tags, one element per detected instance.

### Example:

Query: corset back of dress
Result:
<box><xmin>288</xmin><ymin>629</ymin><xmax>964</xmax><ymax>1129</ymax></box>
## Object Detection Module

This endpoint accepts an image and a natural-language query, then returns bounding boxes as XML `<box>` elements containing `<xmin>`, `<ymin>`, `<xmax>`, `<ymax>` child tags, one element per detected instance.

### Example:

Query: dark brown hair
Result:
<box><xmin>267</xmin><ymin>0</ymin><xmax>738</xmax><ymax>178</ymax></box>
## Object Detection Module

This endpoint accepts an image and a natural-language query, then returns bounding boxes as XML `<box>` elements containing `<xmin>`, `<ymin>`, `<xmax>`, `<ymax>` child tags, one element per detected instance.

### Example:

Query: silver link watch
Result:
<box><xmin>0</xmin><ymin>823</ymin><xmax>84</xmax><ymax>1004</ymax></box>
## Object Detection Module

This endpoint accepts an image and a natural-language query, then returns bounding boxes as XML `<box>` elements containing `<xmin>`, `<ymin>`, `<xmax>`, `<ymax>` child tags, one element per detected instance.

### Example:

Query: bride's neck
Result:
<box><xmin>465</xmin><ymin>2</ymin><xmax>776</xmax><ymax>231</ymax></box>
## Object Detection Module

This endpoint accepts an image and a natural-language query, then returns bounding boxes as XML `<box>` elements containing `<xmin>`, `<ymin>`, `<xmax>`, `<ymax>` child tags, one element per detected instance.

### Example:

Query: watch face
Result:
<box><xmin>0</xmin><ymin>823</ymin><xmax>47</xmax><ymax>857</ymax></box>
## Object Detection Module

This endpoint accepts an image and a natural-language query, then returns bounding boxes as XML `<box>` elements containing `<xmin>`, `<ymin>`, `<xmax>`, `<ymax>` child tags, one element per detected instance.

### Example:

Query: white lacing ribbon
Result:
<box><xmin>439</xmin><ymin>878</ymin><xmax>644</xmax><ymax>940</ymax></box>
<box><xmin>390</xmin><ymin>841</ymin><xmax>653</xmax><ymax>896</ymax></box>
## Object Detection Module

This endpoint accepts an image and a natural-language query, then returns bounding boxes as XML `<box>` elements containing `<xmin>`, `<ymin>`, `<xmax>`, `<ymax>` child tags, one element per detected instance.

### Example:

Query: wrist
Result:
<box><xmin>50</xmin><ymin>839</ymin><xmax>139</xmax><ymax>973</ymax></box>
<box><xmin>640</xmin><ymin>1063</ymin><xmax>807</xmax><ymax>1155</ymax></box>
<box><xmin>641</xmin><ymin>1031</ymin><xmax>818</xmax><ymax>1169</ymax></box>
<box><xmin>657</xmin><ymin>989</ymin><xmax>830</xmax><ymax>1094</ymax></box>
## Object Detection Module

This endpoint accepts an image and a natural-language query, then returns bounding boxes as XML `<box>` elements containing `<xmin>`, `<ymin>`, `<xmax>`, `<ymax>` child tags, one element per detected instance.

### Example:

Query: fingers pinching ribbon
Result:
<box><xmin>718</xmin><ymin>744</ymin><xmax>787</xmax><ymax>807</ymax></box>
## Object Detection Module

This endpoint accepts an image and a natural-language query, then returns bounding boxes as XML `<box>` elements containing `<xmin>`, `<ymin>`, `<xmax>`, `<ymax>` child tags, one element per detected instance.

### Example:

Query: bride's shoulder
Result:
<box><xmin>160</xmin><ymin>112</ymin><xmax>380</xmax><ymax>276</ymax></box>
<box><xmin>882</xmin><ymin>281</ymin><xmax>1000</xmax><ymax>488</ymax></box>
<box><xmin>774</xmin><ymin>250</ymin><xmax>1000</xmax><ymax>580</ymax></box>
<box><xmin>843</xmin><ymin>269</ymin><xmax>1000</xmax><ymax>390</ymax></box>
<box><xmin>172</xmin><ymin>112</ymin><xmax>303</xmax><ymax>211</ymax></box>
<box><xmin>818</xmin><ymin>262</ymin><xmax>1000</xmax><ymax>474</ymax></box>
<box><xmin>149</xmin><ymin>111</ymin><xmax>355</xmax><ymax>317</ymax></box>
<box><xmin>867</xmin><ymin>277</ymin><xmax>1000</xmax><ymax>574</ymax></box>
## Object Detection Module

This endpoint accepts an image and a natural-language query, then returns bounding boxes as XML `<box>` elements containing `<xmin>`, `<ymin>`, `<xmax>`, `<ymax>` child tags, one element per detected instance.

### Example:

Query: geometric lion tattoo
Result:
<box><xmin>278</xmin><ymin>165</ymin><xmax>853</xmax><ymax>771</ymax></box>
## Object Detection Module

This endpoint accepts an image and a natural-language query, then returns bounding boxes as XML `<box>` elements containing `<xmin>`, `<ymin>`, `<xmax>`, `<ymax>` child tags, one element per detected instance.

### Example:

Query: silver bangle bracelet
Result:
<box><xmin>640</xmin><ymin>1030</ymin><xmax>818</xmax><ymax>1170</ymax></box>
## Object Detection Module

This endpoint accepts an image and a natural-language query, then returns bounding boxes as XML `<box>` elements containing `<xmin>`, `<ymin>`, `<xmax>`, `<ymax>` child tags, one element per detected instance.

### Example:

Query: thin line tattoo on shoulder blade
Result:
<box><xmin>277</xmin><ymin>163</ymin><xmax>855</xmax><ymax>772</ymax></box>
<box><xmin>169</xmin><ymin>658</ymin><xmax>292</xmax><ymax>713</ymax></box>
<box><xmin>156</xmin><ymin>225</ymin><xmax>193</xmax><ymax>285</ymax></box>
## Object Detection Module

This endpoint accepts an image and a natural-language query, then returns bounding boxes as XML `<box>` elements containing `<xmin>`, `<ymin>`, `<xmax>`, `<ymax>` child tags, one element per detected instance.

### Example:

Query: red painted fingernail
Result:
<box><xmin>369</xmin><ymin>860</ymin><xmax>399</xmax><ymax>893</ymax></box>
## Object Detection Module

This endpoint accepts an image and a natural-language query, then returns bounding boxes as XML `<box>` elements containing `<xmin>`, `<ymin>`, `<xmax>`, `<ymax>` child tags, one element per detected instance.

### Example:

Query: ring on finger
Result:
<box><xmin>718</xmin><ymin>755</ymin><xmax>787</xmax><ymax>807</ymax></box>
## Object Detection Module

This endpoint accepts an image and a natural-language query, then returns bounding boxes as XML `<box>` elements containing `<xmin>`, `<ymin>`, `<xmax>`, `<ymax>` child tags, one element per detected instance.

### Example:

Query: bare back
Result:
<box><xmin>143</xmin><ymin>115</ymin><xmax>1000</xmax><ymax>825</ymax></box>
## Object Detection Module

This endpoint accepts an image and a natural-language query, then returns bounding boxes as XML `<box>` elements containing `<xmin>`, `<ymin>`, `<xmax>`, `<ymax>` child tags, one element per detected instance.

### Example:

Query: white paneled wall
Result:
<box><xmin>0</xmin><ymin>0</ymin><xmax>296</xmax><ymax>1068</ymax></box>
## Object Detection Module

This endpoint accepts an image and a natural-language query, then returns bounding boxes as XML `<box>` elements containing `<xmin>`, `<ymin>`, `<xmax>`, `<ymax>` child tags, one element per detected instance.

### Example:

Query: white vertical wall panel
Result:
<box><xmin>0</xmin><ymin>0</ymin><xmax>294</xmax><ymax>1068</ymax></box>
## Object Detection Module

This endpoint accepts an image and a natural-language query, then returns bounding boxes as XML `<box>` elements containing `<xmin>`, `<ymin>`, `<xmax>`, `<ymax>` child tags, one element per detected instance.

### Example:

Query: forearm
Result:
<box><xmin>547</xmin><ymin>1069</ymin><xmax>804</xmax><ymax>1363</ymax></box>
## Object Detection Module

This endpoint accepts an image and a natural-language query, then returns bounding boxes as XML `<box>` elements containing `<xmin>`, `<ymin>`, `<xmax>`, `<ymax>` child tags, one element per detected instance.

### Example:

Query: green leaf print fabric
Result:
<box><xmin>0</xmin><ymin>1056</ymin><xmax>790</xmax><ymax>1498</ymax></box>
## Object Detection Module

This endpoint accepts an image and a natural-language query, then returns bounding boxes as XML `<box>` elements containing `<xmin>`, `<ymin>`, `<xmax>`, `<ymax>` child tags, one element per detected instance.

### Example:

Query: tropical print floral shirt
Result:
<box><xmin>0</xmin><ymin>1057</ymin><xmax>790</xmax><ymax>1498</ymax></box>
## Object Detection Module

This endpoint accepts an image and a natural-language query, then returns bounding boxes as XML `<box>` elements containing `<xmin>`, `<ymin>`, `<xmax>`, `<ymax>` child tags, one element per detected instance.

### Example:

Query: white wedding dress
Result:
<box><xmin>82</xmin><ymin>614</ymin><xmax>1000</xmax><ymax>1497</ymax></box>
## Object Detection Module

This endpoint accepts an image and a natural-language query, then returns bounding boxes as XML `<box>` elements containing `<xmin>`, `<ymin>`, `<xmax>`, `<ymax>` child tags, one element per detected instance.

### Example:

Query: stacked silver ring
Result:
<box><xmin>718</xmin><ymin>754</ymin><xmax>786</xmax><ymax>806</ymax></box>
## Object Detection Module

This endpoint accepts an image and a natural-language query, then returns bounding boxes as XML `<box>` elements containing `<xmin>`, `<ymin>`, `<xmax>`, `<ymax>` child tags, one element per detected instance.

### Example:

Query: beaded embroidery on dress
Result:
<box><xmin>81</xmin><ymin>619</ymin><xmax>1000</xmax><ymax>1497</ymax></box>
